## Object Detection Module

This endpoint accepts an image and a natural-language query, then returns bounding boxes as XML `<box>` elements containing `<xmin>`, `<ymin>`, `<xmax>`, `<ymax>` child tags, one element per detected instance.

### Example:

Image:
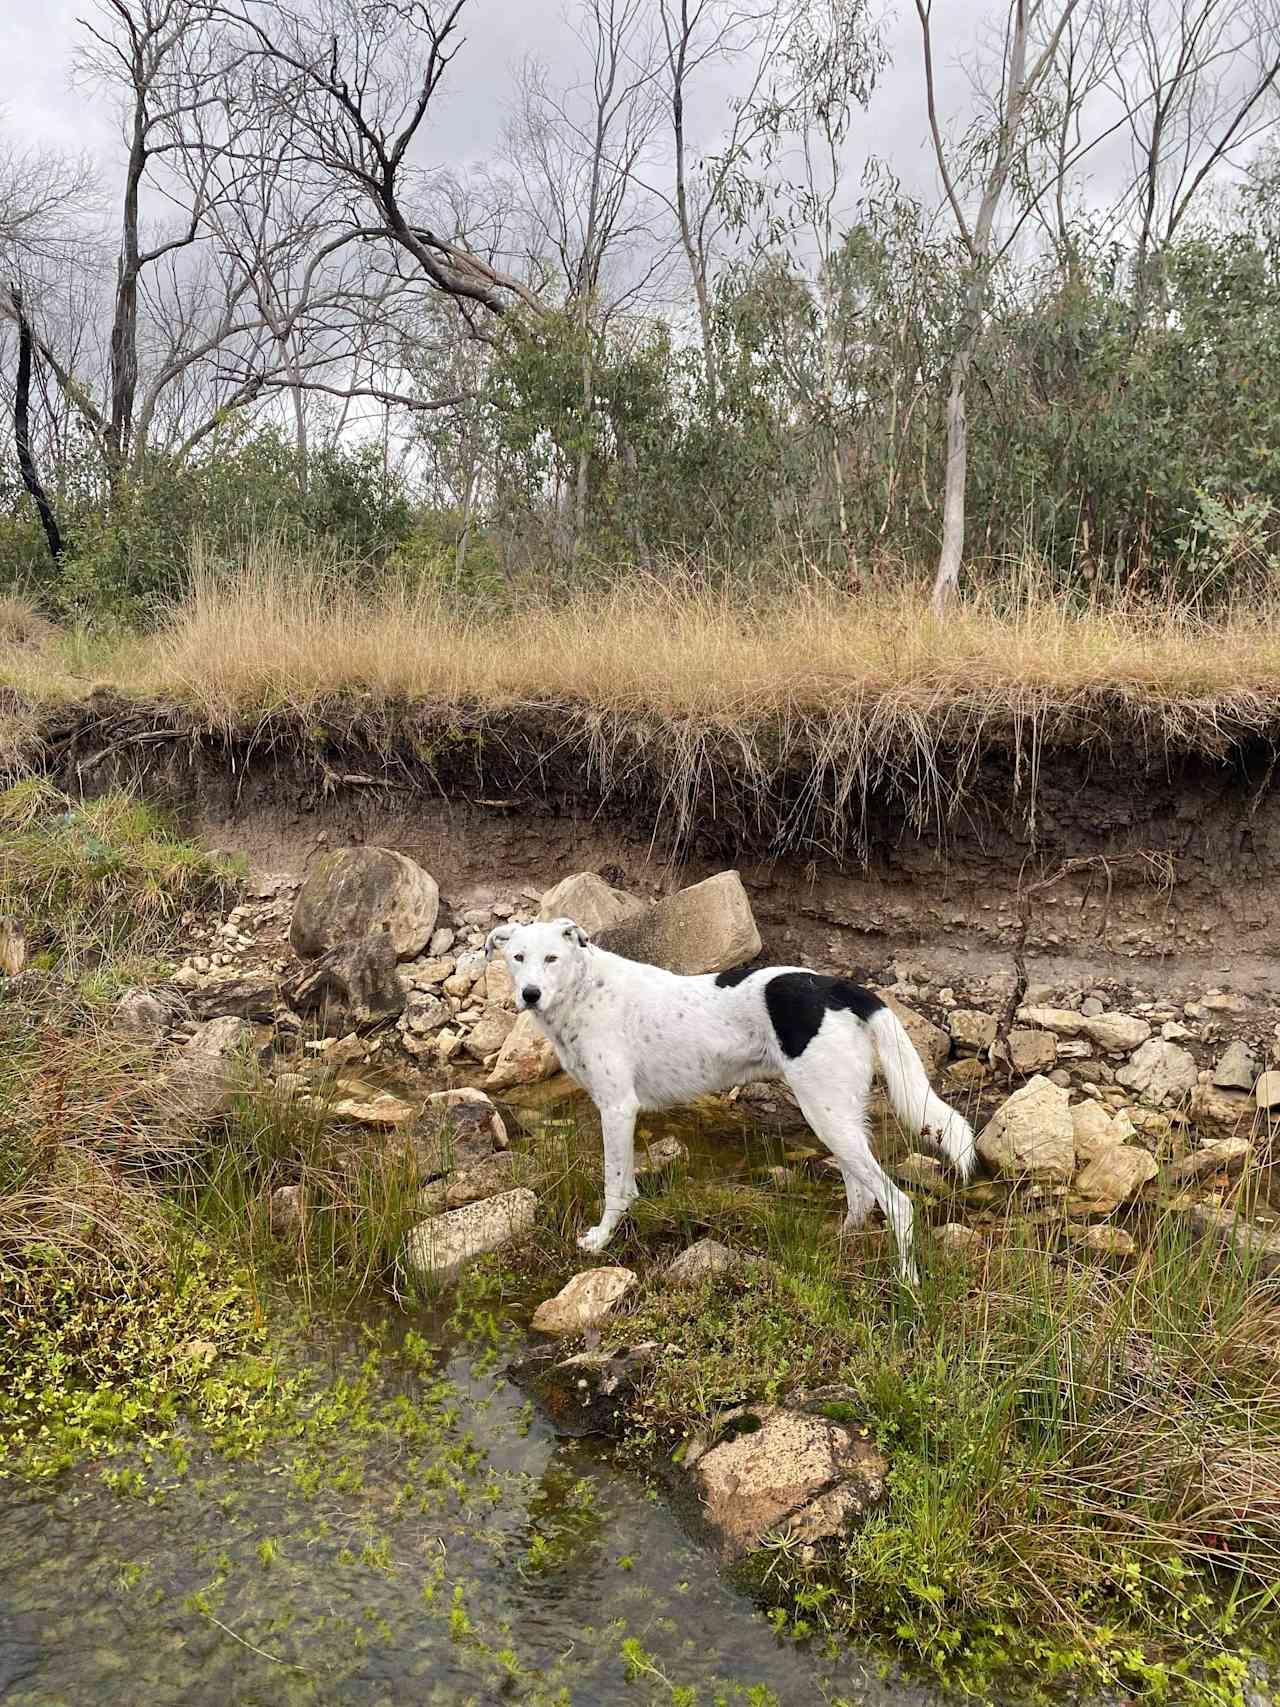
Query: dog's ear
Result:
<box><xmin>484</xmin><ymin>924</ymin><xmax>516</xmax><ymax>959</ymax></box>
<box><xmin>554</xmin><ymin>917</ymin><xmax>591</xmax><ymax>949</ymax></box>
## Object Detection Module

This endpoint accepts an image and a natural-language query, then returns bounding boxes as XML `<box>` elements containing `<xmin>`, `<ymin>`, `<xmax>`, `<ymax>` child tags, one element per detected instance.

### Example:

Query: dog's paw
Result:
<box><xmin>577</xmin><ymin>1224</ymin><xmax>611</xmax><ymax>1254</ymax></box>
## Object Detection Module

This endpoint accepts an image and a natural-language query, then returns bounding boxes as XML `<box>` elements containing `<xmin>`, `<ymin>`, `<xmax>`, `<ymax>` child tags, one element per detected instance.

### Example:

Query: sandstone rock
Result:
<box><xmin>1081</xmin><ymin>1013</ymin><xmax>1151</xmax><ymax>1053</ymax></box>
<box><xmin>976</xmin><ymin>1075</ymin><xmax>1075</xmax><ymax>1181</ymax></box>
<box><xmin>636</xmin><ymin>1136</ymin><xmax>688</xmax><ymax>1177</ymax></box>
<box><xmin>531</xmin><ymin>1266</ymin><xmax>638</xmax><ymax>1335</ymax></box>
<box><xmin>664</xmin><ymin>1238</ymin><xmax>739</xmax><ymax>1283</ymax></box>
<box><xmin>1168</xmin><ymin>1138</ymin><xmax>1252</xmax><ymax>1183</ymax></box>
<box><xmin>114</xmin><ymin>988</ymin><xmax>174</xmax><ymax>1036</ymax></box>
<box><xmin>1004</xmin><ymin>1028</ymin><xmax>1058</xmax><ymax>1074</ymax></box>
<box><xmin>895</xmin><ymin>1153</ymin><xmax>949</xmax><ymax>1192</ymax></box>
<box><xmin>408</xmin><ymin>955</ymin><xmax>455</xmax><ymax>987</ymax></box>
<box><xmin>400</xmin><ymin>991</ymin><xmax>449</xmax><ymax>1035</ymax></box>
<box><xmin>1213</xmin><ymin>1041</ymin><xmax>1260</xmax><ymax>1091</ymax></box>
<box><xmin>465</xmin><ymin>1007</ymin><xmax>517</xmax><ymax>1062</ymax></box>
<box><xmin>881</xmin><ymin>995</ymin><xmax>950</xmax><ymax>1071</ymax></box>
<box><xmin>290</xmin><ymin>846</ymin><xmax>439</xmax><ymax>960</ymax></box>
<box><xmin>1189</xmin><ymin>1204</ymin><xmax>1280</xmax><ymax>1277</ymax></box>
<box><xmin>1073</xmin><ymin>1144</ymin><xmax>1158</xmax><ymax>1208</ymax></box>
<box><xmin>154</xmin><ymin>1016</ymin><xmax>253</xmax><ymax>1124</ymax></box>
<box><xmin>685</xmin><ymin>1404</ymin><xmax>887</xmax><ymax>1562</ymax></box>
<box><xmin>1116</xmin><ymin>1039</ymin><xmax>1197</xmax><ymax>1106</ymax></box>
<box><xmin>948</xmin><ymin>1009</ymin><xmax>996</xmax><ymax>1054</ymax></box>
<box><xmin>405</xmin><ymin>1188</ymin><xmax>538</xmax><ymax>1282</ymax></box>
<box><xmin>1257</xmin><ymin>1071</ymin><xmax>1280</xmax><ymax>1112</ymax></box>
<box><xmin>510</xmin><ymin>1342</ymin><xmax>659</xmax><ymax>1438</ymax></box>
<box><xmin>596</xmin><ymin>871</ymin><xmax>760</xmax><ymax>976</ymax></box>
<box><xmin>435</xmin><ymin>1029</ymin><xmax>463</xmax><ymax>1064</ymax></box>
<box><xmin>414</xmin><ymin>1087</ymin><xmax>509</xmax><ymax>1158</ymax></box>
<box><xmin>483</xmin><ymin>960</ymin><xmax>515</xmax><ymax>1007</ymax></box>
<box><xmin>539</xmin><ymin>872</ymin><xmax>646</xmax><ymax>936</ymax></box>
<box><xmin>935</xmin><ymin>1222</ymin><xmax>983</xmax><ymax>1257</ymax></box>
<box><xmin>284</xmin><ymin>932</ymin><xmax>405</xmax><ymax>1030</ymax></box>
<box><xmin>948</xmin><ymin>1056</ymin><xmax>992</xmax><ymax>1088</ymax></box>
<box><xmin>185</xmin><ymin>970</ymin><xmax>280</xmax><ymax>1022</ymax></box>
<box><xmin>485</xmin><ymin>1009</ymin><xmax>562</xmax><ymax>1090</ymax></box>
<box><xmin>428</xmin><ymin>926</ymin><xmax>455</xmax><ymax>957</ymax></box>
<box><xmin>271</xmin><ymin>1183</ymin><xmax>304</xmax><ymax>1230</ymax></box>
<box><xmin>1082</xmin><ymin>1226</ymin><xmax>1137</xmax><ymax>1258</ymax></box>
<box><xmin>1070</xmin><ymin>1101</ymin><xmax>1132</xmax><ymax>1163</ymax></box>
<box><xmin>330</xmin><ymin>1081</ymin><xmax>416</xmax><ymax>1126</ymax></box>
<box><xmin>1018</xmin><ymin>1005</ymin><xmax>1085</xmax><ymax>1038</ymax></box>
<box><xmin>1191</xmin><ymin>1081</ymin><xmax>1256</xmax><ymax>1139</ymax></box>
<box><xmin>439</xmin><ymin>1150</ymin><xmax>520</xmax><ymax>1209</ymax></box>
<box><xmin>1204</xmin><ymin>991</ymin><xmax>1248</xmax><ymax>1013</ymax></box>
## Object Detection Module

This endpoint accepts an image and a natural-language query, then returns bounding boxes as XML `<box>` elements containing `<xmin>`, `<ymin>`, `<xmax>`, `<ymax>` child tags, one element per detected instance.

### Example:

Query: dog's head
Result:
<box><xmin>485</xmin><ymin>917</ymin><xmax>591</xmax><ymax>1015</ymax></box>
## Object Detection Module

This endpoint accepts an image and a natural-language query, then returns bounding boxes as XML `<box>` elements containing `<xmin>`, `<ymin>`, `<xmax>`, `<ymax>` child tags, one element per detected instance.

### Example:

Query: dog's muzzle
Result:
<box><xmin>521</xmin><ymin>985</ymin><xmax>542</xmax><ymax>1008</ymax></box>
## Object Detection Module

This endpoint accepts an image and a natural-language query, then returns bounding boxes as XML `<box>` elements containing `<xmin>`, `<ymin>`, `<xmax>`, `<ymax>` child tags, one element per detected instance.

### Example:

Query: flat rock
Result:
<box><xmin>539</xmin><ymin>872</ymin><xmax>645</xmax><ymax>936</ymax></box>
<box><xmin>1003</xmin><ymin>1028</ymin><xmax>1058</xmax><ymax>1074</ymax></box>
<box><xmin>1073</xmin><ymin>1144</ymin><xmax>1158</xmax><ymax>1208</ymax></box>
<box><xmin>664</xmin><ymin>1238</ymin><xmax>739</xmax><ymax>1283</ymax></box>
<box><xmin>881</xmin><ymin>995</ymin><xmax>950</xmax><ymax>1071</ymax></box>
<box><xmin>405</xmin><ymin>1188</ymin><xmax>538</xmax><ymax>1282</ymax></box>
<box><xmin>1116</xmin><ymin>1039</ymin><xmax>1198</xmax><ymax>1106</ymax></box>
<box><xmin>686</xmin><ymin>1404</ymin><xmax>887</xmax><ymax>1562</ymax></box>
<box><xmin>486</xmin><ymin>1009</ymin><xmax>561</xmax><ymax>1090</ymax></box>
<box><xmin>186</xmin><ymin>970</ymin><xmax>280</xmax><ymax>1022</ymax></box>
<box><xmin>531</xmin><ymin>1266</ymin><xmax>638</xmax><ymax>1335</ymax></box>
<box><xmin>290</xmin><ymin>846</ymin><xmax>439</xmax><ymax>961</ymax></box>
<box><xmin>1081</xmin><ymin>1013</ymin><xmax>1151</xmax><ymax>1053</ymax></box>
<box><xmin>596</xmin><ymin>871</ymin><xmax>760</xmax><ymax>976</ymax></box>
<box><xmin>465</xmin><ymin>1007</ymin><xmax>517</xmax><ymax>1062</ymax></box>
<box><xmin>976</xmin><ymin>1075</ymin><xmax>1075</xmax><ymax>1181</ymax></box>
<box><xmin>1168</xmin><ymin>1138</ymin><xmax>1252</xmax><ymax>1183</ymax></box>
<box><xmin>1214</xmin><ymin>1041</ymin><xmax>1260</xmax><ymax>1091</ymax></box>
<box><xmin>322</xmin><ymin>1081</ymin><xmax>412</xmax><ymax>1126</ymax></box>
<box><xmin>948</xmin><ymin>1009</ymin><xmax>996</xmax><ymax>1054</ymax></box>
<box><xmin>419</xmin><ymin>1151</ymin><xmax>521</xmax><ymax>1212</ymax></box>
<box><xmin>636</xmin><ymin>1136</ymin><xmax>688</xmax><ymax>1177</ymax></box>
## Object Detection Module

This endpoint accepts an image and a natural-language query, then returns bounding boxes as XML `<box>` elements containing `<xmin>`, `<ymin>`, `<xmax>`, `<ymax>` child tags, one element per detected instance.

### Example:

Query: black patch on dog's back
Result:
<box><xmin>715</xmin><ymin>963</ymin><xmax>757</xmax><ymax>988</ymax></box>
<box><xmin>764</xmin><ymin>972</ymin><xmax>884</xmax><ymax>1059</ymax></box>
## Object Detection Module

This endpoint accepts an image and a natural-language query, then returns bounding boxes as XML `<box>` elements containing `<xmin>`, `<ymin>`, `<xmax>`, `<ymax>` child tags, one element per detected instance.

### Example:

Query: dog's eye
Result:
<box><xmin>545</xmin><ymin>954</ymin><xmax>558</xmax><ymax>965</ymax></box>
<box><xmin>514</xmin><ymin>954</ymin><xmax>524</xmax><ymax>964</ymax></box>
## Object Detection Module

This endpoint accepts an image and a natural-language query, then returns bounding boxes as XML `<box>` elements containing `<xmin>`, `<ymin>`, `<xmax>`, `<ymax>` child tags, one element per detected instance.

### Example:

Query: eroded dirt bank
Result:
<box><xmin>33</xmin><ymin>693</ymin><xmax>1280</xmax><ymax>993</ymax></box>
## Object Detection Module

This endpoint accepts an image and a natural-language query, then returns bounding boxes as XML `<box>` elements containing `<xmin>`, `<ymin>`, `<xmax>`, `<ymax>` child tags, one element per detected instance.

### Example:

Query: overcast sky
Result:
<box><xmin>0</xmin><ymin>0</ymin><xmax>989</xmax><ymax>214</ymax></box>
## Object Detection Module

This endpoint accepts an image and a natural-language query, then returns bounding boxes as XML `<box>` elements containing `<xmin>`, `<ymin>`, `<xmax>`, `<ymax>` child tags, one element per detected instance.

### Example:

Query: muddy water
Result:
<box><xmin>0</xmin><ymin>1299</ymin><xmax>950</xmax><ymax>1707</ymax></box>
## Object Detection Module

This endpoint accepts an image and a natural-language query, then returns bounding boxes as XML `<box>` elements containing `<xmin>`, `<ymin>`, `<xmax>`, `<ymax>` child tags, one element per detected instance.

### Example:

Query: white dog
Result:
<box><xmin>485</xmin><ymin>917</ymin><xmax>977</xmax><ymax>1282</ymax></box>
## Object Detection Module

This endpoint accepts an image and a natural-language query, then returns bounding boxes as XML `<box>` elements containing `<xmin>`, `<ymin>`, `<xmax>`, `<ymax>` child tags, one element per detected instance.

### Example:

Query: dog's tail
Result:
<box><xmin>867</xmin><ymin>1005</ymin><xmax>977</xmax><ymax>1179</ymax></box>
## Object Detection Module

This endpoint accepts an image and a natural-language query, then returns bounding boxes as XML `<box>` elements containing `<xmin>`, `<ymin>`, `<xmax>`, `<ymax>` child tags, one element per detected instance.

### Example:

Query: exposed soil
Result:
<box><xmin>24</xmin><ymin>691</ymin><xmax>1280</xmax><ymax>998</ymax></box>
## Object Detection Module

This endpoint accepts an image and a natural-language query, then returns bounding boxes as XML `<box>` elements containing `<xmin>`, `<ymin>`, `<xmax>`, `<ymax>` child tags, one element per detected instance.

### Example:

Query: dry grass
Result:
<box><xmin>6</xmin><ymin>539</ymin><xmax>1280</xmax><ymax>851</ymax></box>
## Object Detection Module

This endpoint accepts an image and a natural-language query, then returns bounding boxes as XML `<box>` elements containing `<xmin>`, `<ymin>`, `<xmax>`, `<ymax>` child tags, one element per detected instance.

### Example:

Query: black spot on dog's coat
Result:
<box><xmin>715</xmin><ymin>964</ymin><xmax>757</xmax><ymax>988</ymax></box>
<box><xmin>764</xmin><ymin>972</ymin><xmax>884</xmax><ymax>1058</ymax></box>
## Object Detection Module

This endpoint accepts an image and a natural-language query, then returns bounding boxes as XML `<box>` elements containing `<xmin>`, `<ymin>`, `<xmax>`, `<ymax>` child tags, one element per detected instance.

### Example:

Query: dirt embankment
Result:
<box><xmin>20</xmin><ymin>691</ymin><xmax>1278</xmax><ymax>997</ymax></box>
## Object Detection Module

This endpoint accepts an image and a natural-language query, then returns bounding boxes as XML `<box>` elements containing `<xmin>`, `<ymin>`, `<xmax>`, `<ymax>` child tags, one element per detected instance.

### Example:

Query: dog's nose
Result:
<box><xmin>522</xmin><ymin>985</ymin><xmax>542</xmax><ymax>1007</ymax></box>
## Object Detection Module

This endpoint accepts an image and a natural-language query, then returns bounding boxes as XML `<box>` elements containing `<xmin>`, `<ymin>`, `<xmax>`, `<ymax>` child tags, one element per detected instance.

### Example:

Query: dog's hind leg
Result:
<box><xmin>579</xmin><ymin>1100</ymin><xmax>639</xmax><ymax>1254</ymax></box>
<box><xmin>782</xmin><ymin>1026</ymin><xmax>919</xmax><ymax>1284</ymax></box>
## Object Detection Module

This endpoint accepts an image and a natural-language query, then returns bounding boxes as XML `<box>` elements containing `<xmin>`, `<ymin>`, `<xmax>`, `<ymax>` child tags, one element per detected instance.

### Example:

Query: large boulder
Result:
<box><xmin>153</xmin><ymin>1016</ymin><xmax>253</xmax><ymax>1126</ymax></box>
<box><xmin>539</xmin><ymin>872</ymin><xmax>645</xmax><ymax>936</ymax></box>
<box><xmin>290</xmin><ymin>847</ymin><xmax>439</xmax><ymax>961</ymax></box>
<box><xmin>485</xmin><ymin>1009</ymin><xmax>562</xmax><ymax>1091</ymax></box>
<box><xmin>596</xmin><ymin>871</ymin><xmax>760</xmax><ymax>976</ymax></box>
<box><xmin>683</xmin><ymin>1402</ymin><xmax>887</xmax><ymax>1562</ymax></box>
<box><xmin>976</xmin><ymin>1075</ymin><xmax>1075</xmax><ymax>1181</ymax></box>
<box><xmin>531</xmin><ymin>1266</ymin><xmax>638</xmax><ymax>1335</ymax></box>
<box><xmin>404</xmin><ymin>1188</ymin><xmax>538</xmax><ymax>1283</ymax></box>
<box><xmin>283</xmin><ymin>932</ymin><xmax>405</xmax><ymax>1030</ymax></box>
<box><xmin>1117</xmin><ymin>1039</ymin><xmax>1198</xmax><ymax>1106</ymax></box>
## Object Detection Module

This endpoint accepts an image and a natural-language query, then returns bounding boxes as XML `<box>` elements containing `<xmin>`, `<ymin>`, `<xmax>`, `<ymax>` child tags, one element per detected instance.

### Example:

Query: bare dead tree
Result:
<box><xmin>504</xmin><ymin>0</ymin><xmax>666</xmax><ymax>551</ymax></box>
<box><xmin>9</xmin><ymin>288</ymin><xmax>65</xmax><ymax>562</ymax></box>
<box><xmin>218</xmin><ymin>0</ymin><xmax>542</xmax><ymax>325</ymax></box>
<box><xmin>916</xmin><ymin>0</ymin><xmax>1083</xmax><ymax>612</ymax></box>
<box><xmin>1100</xmin><ymin>0</ymin><xmax>1280</xmax><ymax>317</ymax></box>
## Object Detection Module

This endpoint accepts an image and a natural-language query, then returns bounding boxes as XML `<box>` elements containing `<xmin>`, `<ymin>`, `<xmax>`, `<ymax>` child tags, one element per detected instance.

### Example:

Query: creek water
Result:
<box><xmin>0</xmin><ymin>1293</ymin><xmax>951</xmax><ymax>1707</ymax></box>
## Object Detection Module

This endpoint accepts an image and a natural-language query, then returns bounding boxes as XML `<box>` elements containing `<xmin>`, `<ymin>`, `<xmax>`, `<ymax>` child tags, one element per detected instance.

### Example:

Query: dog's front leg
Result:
<box><xmin>579</xmin><ymin>1102</ymin><xmax>639</xmax><ymax>1254</ymax></box>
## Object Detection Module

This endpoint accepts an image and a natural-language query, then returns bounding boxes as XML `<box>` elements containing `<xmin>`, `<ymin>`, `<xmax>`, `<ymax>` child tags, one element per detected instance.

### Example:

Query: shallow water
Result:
<box><xmin>0</xmin><ymin>1298</ymin><xmax>954</xmax><ymax>1707</ymax></box>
